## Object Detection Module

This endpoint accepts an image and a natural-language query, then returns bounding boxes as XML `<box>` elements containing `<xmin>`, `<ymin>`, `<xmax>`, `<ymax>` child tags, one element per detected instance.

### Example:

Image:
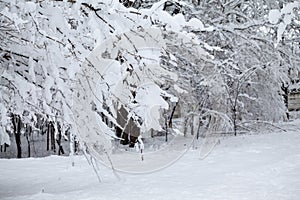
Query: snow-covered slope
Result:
<box><xmin>1</xmin><ymin>124</ymin><xmax>300</xmax><ymax>200</ymax></box>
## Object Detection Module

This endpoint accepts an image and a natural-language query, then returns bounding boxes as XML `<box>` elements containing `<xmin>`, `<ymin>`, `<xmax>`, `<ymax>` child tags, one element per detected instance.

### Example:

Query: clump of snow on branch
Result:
<box><xmin>268</xmin><ymin>1</ymin><xmax>300</xmax><ymax>47</ymax></box>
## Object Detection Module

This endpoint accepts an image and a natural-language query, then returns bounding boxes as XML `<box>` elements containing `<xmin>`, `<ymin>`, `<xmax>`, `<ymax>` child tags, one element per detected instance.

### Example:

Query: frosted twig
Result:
<box><xmin>105</xmin><ymin>151</ymin><xmax>121</xmax><ymax>180</ymax></box>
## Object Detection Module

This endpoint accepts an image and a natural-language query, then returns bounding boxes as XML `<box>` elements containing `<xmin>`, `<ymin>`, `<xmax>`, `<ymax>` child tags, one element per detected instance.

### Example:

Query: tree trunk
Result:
<box><xmin>168</xmin><ymin>102</ymin><xmax>178</xmax><ymax>128</ymax></box>
<box><xmin>196</xmin><ymin>119</ymin><xmax>203</xmax><ymax>139</ymax></box>
<box><xmin>69</xmin><ymin>126</ymin><xmax>75</xmax><ymax>166</ymax></box>
<box><xmin>31</xmin><ymin>130</ymin><xmax>37</xmax><ymax>156</ymax></box>
<box><xmin>26</xmin><ymin>135</ymin><xmax>30</xmax><ymax>157</ymax></box>
<box><xmin>25</xmin><ymin>124</ymin><xmax>31</xmax><ymax>157</ymax></box>
<box><xmin>232</xmin><ymin>92</ymin><xmax>238</xmax><ymax>136</ymax></box>
<box><xmin>165</xmin><ymin>113</ymin><xmax>168</xmax><ymax>142</ymax></box>
<box><xmin>56</xmin><ymin>122</ymin><xmax>64</xmax><ymax>155</ymax></box>
<box><xmin>47</xmin><ymin>121</ymin><xmax>50</xmax><ymax>151</ymax></box>
<box><xmin>183</xmin><ymin>117</ymin><xmax>189</xmax><ymax>137</ymax></box>
<box><xmin>190</xmin><ymin>115</ymin><xmax>194</xmax><ymax>136</ymax></box>
<box><xmin>232</xmin><ymin>107</ymin><xmax>237</xmax><ymax>136</ymax></box>
<box><xmin>50</xmin><ymin>122</ymin><xmax>56</xmax><ymax>152</ymax></box>
<box><xmin>12</xmin><ymin>114</ymin><xmax>22</xmax><ymax>158</ymax></box>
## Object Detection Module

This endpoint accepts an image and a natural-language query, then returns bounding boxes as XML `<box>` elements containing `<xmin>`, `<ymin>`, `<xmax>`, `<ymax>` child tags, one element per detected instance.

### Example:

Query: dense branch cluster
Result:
<box><xmin>0</xmin><ymin>0</ymin><xmax>299</xmax><ymax>157</ymax></box>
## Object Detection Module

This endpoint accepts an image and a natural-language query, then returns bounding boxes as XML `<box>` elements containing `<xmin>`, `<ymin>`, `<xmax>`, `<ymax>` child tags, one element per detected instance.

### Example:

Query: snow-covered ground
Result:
<box><xmin>1</xmin><ymin>121</ymin><xmax>300</xmax><ymax>200</ymax></box>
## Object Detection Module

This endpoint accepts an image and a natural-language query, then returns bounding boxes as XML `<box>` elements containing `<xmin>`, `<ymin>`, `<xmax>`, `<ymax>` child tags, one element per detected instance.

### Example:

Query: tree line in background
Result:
<box><xmin>1</xmin><ymin>113</ymin><xmax>71</xmax><ymax>158</ymax></box>
<box><xmin>0</xmin><ymin>0</ymin><xmax>299</xmax><ymax>158</ymax></box>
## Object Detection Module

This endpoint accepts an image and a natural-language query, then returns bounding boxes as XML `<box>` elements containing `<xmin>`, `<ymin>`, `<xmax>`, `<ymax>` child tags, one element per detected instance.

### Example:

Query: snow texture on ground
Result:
<box><xmin>1</xmin><ymin>123</ymin><xmax>300</xmax><ymax>200</ymax></box>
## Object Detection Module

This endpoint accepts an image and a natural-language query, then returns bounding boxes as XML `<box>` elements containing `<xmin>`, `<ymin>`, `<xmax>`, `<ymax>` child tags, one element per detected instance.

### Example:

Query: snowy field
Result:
<box><xmin>1</xmin><ymin>121</ymin><xmax>300</xmax><ymax>200</ymax></box>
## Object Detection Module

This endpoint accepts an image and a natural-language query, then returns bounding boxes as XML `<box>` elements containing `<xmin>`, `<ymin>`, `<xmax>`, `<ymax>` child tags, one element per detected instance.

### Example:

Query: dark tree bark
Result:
<box><xmin>165</xmin><ymin>112</ymin><xmax>168</xmax><ymax>142</ymax></box>
<box><xmin>190</xmin><ymin>115</ymin><xmax>194</xmax><ymax>136</ymax></box>
<box><xmin>168</xmin><ymin>102</ymin><xmax>178</xmax><ymax>128</ymax></box>
<box><xmin>56</xmin><ymin>122</ymin><xmax>64</xmax><ymax>155</ymax></box>
<box><xmin>47</xmin><ymin>121</ymin><xmax>56</xmax><ymax>152</ymax></box>
<box><xmin>25</xmin><ymin>124</ymin><xmax>32</xmax><ymax>157</ymax></box>
<box><xmin>1</xmin><ymin>143</ymin><xmax>9</xmax><ymax>152</ymax></box>
<box><xmin>12</xmin><ymin>114</ymin><xmax>22</xmax><ymax>158</ymax></box>
<box><xmin>281</xmin><ymin>83</ymin><xmax>290</xmax><ymax>119</ymax></box>
<box><xmin>196</xmin><ymin>119</ymin><xmax>203</xmax><ymax>139</ymax></box>
<box><xmin>47</xmin><ymin>121</ymin><xmax>50</xmax><ymax>151</ymax></box>
<box><xmin>232</xmin><ymin>107</ymin><xmax>237</xmax><ymax>136</ymax></box>
<box><xmin>50</xmin><ymin>122</ymin><xmax>56</xmax><ymax>152</ymax></box>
